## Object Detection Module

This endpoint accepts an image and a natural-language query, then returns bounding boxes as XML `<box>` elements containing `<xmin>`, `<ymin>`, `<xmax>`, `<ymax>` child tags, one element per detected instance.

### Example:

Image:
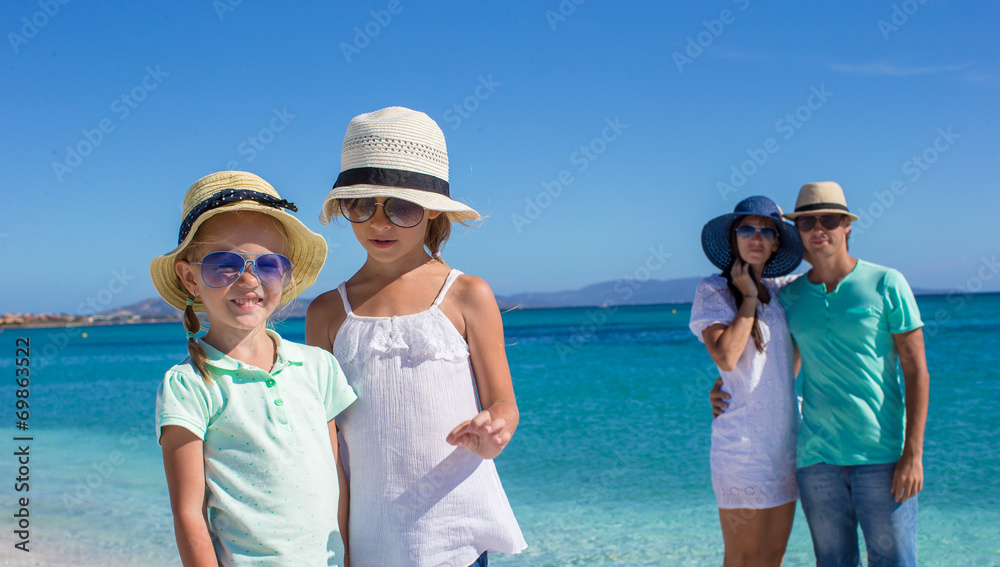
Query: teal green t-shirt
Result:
<box><xmin>156</xmin><ymin>330</ymin><xmax>357</xmax><ymax>566</ymax></box>
<box><xmin>779</xmin><ymin>260</ymin><xmax>923</xmax><ymax>468</ymax></box>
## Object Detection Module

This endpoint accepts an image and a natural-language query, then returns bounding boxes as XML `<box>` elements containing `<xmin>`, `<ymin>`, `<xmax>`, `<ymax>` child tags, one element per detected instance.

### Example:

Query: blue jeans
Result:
<box><xmin>469</xmin><ymin>551</ymin><xmax>488</xmax><ymax>567</ymax></box>
<box><xmin>797</xmin><ymin>463</ymin><xmax>918</xmax><ymax>567</ymax></box>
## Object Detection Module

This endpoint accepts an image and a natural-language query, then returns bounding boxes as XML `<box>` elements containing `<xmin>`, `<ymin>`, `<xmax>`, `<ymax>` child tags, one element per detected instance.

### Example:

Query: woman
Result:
<box><xmin>689</xmin><ymin>195</ymin><xmax>804</xmax><ymax>567</ymax></box>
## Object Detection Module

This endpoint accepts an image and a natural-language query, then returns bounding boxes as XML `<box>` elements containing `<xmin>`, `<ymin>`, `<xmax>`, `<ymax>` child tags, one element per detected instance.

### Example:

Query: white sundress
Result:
<box><xmin>333</xmin><ymin>269</ymin><xmax>527</xmax><ymax>567</ymax></box>
<box><xmin>689</xmin><ymin>274</ymin><xmax>800</xmax><ymax>509</ymax></box>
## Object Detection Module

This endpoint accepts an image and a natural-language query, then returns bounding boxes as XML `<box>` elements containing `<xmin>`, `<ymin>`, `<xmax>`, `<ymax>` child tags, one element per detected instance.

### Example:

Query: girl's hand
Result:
<box><xmin>731</xmin><ymin>258</ymin><xmax>758</xmax><ymax>299</ymax></box>
<box><xmin>446</xmin><ymin>410</ymin><xmax>510</xmax><ymax>460</ymax></box>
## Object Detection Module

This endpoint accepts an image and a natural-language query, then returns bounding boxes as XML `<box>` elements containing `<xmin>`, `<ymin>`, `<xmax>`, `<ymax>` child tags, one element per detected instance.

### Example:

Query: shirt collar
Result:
<box><xmin>196</xmin><ymin>329</ymin><xmax>301</xmax><ymax>373</ymax></box>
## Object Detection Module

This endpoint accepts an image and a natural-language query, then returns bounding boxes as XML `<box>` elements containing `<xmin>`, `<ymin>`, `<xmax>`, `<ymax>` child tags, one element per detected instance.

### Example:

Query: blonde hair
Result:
<box><xmin>425</xmin><ymin>213</ymin><xmax>452</xmax><ymax>262</ymax></box>
<box><xmin>176</xmin><ymin>211</ymin><xmax>289</xmax><ymax>382</ymax></box>
<box><xmin>425</xmin><ymin>211</ymin><xmax>479</xmax><ymax>263</ymax></box>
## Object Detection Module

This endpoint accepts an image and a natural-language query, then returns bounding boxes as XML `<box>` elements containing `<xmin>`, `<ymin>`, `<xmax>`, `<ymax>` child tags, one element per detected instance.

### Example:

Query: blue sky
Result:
<box><xmin>3</xmin><ymin>0</ymin><xmax>998</xmax><ymax>314</ymax></box>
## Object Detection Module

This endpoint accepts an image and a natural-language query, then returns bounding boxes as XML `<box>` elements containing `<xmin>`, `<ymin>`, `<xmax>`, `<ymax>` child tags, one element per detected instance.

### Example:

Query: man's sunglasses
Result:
<box><xmin>735</xmin><ymin>225</ymin><xmax>779</xmax><ymax>243</ymax></box>
<box><xmin>794</xmin><ymin>214</ymin><xmax>845</xmax><ymax>232</ymax></box>
<box><xmin>189</xmin><ymin>251</ymin><xmax>293</xmax><ymax>291</ymax></box>
<box><xmin>339</xmin><ymin>197</ymin><xmax>424</xmax><ymax>228</ymax></box>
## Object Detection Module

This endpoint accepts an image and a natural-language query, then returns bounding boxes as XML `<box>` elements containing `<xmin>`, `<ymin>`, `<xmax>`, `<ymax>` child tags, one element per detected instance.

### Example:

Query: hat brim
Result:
<box><xmin>319</xmin><ymin>185</ymin><xmax>481</xmax><ymax>225</ymax></box>
<box><xmin>701</xmin><ymin>213</ymin><xmax>804</xmax><ymax>278</ymax></box>
<box><xmin>150</xmin><ymin>202</ymin><xmax>327</xmax><ymax>312</ymax></box>
<box><xmin>784</xmin><ymin>208</ymin><xmax>859</xmax><ymax>222</ymax></box>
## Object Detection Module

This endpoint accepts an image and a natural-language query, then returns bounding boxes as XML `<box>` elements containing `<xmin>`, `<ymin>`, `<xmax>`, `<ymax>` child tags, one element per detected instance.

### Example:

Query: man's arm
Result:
<box><xmin>892</xmin><ymin>327</ymin><xmax>929</xmax><ymax>503</ymax></box>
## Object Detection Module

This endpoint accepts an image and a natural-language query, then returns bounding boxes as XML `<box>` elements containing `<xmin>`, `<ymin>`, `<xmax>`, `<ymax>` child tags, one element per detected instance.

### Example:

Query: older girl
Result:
<box><xmin>306</xmin><ymin>107</ymin><xmax>526</xmax><ymax>567</ymax></box>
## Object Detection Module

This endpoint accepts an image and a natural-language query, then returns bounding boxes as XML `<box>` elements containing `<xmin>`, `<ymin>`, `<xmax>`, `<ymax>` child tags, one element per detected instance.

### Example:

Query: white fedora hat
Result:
<box><xmin>319</xmin><ymin>106</ymin><xmax>480</xmax><ymax>224</ymax></box>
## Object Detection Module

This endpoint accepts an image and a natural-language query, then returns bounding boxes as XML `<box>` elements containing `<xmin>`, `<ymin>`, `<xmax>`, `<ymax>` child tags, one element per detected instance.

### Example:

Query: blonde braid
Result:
<box><xmin>182</xmin><ymin>299</ymin><xmax>212</xmax><ymax>382</ymax></box>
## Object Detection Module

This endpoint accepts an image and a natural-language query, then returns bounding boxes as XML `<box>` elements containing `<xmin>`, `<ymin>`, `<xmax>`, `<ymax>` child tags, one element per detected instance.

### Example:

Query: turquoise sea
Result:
<box><xmin>2</xmin><ymin>294</ymin><xmax>999</xmax><ymax>566</ymax></box>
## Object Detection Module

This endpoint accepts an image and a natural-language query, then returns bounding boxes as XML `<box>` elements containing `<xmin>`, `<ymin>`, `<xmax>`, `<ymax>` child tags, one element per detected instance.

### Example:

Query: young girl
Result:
<box><xmin>151</xmin><ymin>171</ymin><xmax>357</xmax><ymax>566</ymax></box>
<box><xmin>305</xmin><ymin>107</ymin><xmax>526</xmax><ymax>567</ymax></box>
<box><xmin>689</xmin><ymin>195</ymin><xmax>803</xmax><ymax>567</ymax></box>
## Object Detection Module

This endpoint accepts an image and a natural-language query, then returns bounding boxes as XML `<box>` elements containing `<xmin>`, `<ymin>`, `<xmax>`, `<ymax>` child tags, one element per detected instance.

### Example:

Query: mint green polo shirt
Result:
<box><xmin>156</xmin><ymin>330</ymin><xmax>357</xmax><ymax>567</ymax></box>
<box><xmin>779</xmin><ymin>260</ymin><xmax>922</xmax><ymax>468</ymax></box>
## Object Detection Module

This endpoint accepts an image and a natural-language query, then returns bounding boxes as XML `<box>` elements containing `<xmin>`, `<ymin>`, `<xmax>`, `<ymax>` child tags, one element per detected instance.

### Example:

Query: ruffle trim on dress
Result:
<box><xmin>334</xmin><ymin>308</ymin><xmax>470</xmax><ymax>366</ymax></box>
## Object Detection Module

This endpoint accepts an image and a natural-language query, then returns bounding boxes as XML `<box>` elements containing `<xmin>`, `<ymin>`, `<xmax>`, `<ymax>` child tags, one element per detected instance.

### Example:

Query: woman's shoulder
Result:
<box><xmin>695</xmin><ymin>274</ymin><xmax>728</xmax><ymax>295</ymax></box>
<box><xmin>768</xmin><ymin>273</ymin><xmax>806</xmax><ymax>296</ymax></box>
<box><xmin>765</xmin><ymin>273</ymin><xmax>802</xmax><ymax>291</ymax></box>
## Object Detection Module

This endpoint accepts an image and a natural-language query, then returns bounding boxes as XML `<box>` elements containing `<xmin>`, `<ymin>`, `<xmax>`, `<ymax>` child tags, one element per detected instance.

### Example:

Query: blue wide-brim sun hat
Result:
<box><xmin>700</xmin><ymin>195</ymin><xmax>804</xmax><ymax>277</ymax></box>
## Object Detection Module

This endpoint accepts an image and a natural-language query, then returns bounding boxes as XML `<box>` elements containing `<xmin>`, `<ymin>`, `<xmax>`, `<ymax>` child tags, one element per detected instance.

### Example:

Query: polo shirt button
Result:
<box><xmin>274</xmin><ymin>399</ymin><xmax>283</xmax><ymax>406</ymax></box>
<box><xmin>265</xmin><ymin>378</ymin><xmax>276</xmax><ymax>388</ymax></box>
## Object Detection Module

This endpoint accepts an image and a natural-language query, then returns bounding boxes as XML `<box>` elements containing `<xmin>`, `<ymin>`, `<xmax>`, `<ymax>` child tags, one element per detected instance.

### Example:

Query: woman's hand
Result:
<box><xmin>731</xmin><ymin>258</ymin><xmax>758</xmax><ymax>299</ymax></box>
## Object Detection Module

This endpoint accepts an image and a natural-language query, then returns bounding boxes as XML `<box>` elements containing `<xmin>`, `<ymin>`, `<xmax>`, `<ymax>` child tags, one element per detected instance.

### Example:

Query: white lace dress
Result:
<box><xmin>689</xmin><ymin>274</ymin><xmax>800</xmax><ymax>509</ymax></box>
<box><xmin>333</xmin><ymin>269</ymin><xmax>526</xmax><ymax>567</ymax></box>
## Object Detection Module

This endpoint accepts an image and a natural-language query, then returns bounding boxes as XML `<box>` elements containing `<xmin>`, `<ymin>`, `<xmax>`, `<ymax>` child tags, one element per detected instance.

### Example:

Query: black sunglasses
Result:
<box><xmin>795</xmin><ymin>214</ymin><xmax>844</xmax><ymax>232</ymax></box>
<box><xmin>735</xmin><ymin>225</ymin><xmax>779</xmax><ymax>243</ymax></box>
<box><xmin>339</xmin><ymin>197</ymin><xmax>425</xmax><ymax>228</ymax></box>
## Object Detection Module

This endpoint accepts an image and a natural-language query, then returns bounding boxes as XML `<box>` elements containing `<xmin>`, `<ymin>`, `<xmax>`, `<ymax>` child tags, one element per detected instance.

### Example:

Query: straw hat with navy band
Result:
<box><xmin>319</xmin><ymin>106</ymin><xmax>480</xmax><ymax>225</ymax></box>
<box><xmin>701</xmin><ymin>195</ymin><xmax>804</xmax><ymax>278</ymax></box>
<box><xmin>150</xmin><ymin>171</ymin><xmax>327</xmax><ymax>312</ymax></box>
<box><xmin>782</xmin><ymin>181</ymin><xmax>859</xmax><ymax>222</ymax></box>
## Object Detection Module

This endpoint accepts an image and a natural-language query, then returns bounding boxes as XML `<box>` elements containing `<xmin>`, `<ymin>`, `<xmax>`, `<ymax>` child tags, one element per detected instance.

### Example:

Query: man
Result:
<box><xmin>713</xmin><ymin>181</ymin><xmax>929</xmax><ymax>566</ymax></box>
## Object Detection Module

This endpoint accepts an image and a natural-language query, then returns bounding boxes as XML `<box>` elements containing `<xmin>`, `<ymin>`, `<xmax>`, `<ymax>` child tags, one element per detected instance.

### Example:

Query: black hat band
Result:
<box><xmin>178</xmin><ymin>188</ymin><xmax>298</xmax><ymax>245</ymax></box>
<box><xmin>332</xmin><ymin>167</ymin><xmax>450</xmax><ymax>197</ymax></box>
<box><xmin>794</xmin><ymin>202</ymin><xmax>850</xmax><ymax>214</ymax></box>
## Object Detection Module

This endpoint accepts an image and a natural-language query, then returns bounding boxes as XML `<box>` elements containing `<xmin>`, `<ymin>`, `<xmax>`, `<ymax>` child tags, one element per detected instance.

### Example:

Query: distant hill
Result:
<box><xmin>101</xmin><ymin>297</ymin><xmax>182</xmax><ymax>318</ymax></box>
<box><xmin>493</xmin><ymin>277</ymin><xmax>705</xmax><ymax>309</ymax></box>
<box><xmin>101</xmin><ymin>277</ymin><xmax>958</xmax><ymax>317</ymax></box>
<box><xmin>102</xmin><ymin>296</ymin><xmax>312</xmax><ymax>319</ymax></box>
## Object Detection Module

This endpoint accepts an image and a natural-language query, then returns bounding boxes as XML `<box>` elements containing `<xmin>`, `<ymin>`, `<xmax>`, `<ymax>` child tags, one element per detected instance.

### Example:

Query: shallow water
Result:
<box><xmin>1</xmin><ymin>294</ymin><xmax>998</xmax><ymax>565</ymax></box>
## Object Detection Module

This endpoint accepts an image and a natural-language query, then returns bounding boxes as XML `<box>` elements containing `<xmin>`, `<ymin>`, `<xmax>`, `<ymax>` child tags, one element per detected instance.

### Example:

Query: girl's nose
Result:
<box><xmin>369</xmin><ymin>202</ymin><xmax>392</xmax><ymax>229</ymax></box>
<box><xmin>235</xmin><ymin>260</ymin><xmax>261</xmax><ymax>286</ymax></box>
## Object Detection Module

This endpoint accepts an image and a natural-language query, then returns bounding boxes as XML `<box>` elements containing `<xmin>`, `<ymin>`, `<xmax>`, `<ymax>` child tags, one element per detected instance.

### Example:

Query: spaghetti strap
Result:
<box><xmin>431</xmin><ymin>269</ymin><xmax>462</xmax><ymax>307</ymax></box>
<box><xmin>336</xmin><ymin>282</ymin><xmax>353</xmax><ymax>314</ymax></box>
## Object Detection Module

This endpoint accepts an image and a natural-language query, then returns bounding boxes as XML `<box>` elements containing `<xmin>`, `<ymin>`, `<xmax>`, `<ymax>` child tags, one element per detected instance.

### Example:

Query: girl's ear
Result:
<box><xmin>427</xmin><ymin>210</ymin><xmax>442</xmax><ymax>220</ymax></box>
<box><xmin>175</xmin><ymin>261</ymin><xmax>200</xmax><ymax>297</ymax></box>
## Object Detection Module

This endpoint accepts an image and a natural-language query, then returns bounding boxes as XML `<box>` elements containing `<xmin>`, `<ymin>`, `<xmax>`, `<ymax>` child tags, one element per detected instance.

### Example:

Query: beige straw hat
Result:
<box><xmin>150</xmin><ymin>171</ymin><xmax>327</xmax><ymax>312</ymax></box>
<box><xmin>319</xmin><ymin>106</ymin><xmax>481</xmax><ymax>225</ymax></box>
<box><xmin>783</xmin><ymin>181</ymin><xmax>860</xmax><ymax>222</ymax></box>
